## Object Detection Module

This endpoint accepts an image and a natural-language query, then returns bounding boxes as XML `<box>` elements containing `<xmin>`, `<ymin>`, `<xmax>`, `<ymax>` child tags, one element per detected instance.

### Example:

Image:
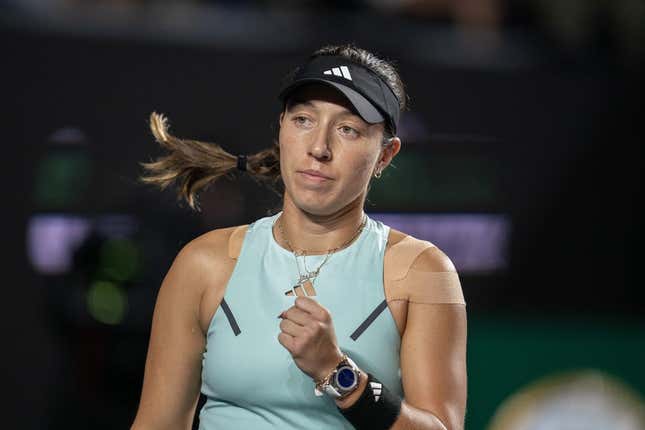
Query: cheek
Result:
<box><xmin>343</xmin><ymin>152</ymin><xmax>377</xmax><ymax>185</ymax></box>
<box><xmin>278</xmin><ymin>130</ymin><xmax>293</xmax><ymax>166</ymax></box>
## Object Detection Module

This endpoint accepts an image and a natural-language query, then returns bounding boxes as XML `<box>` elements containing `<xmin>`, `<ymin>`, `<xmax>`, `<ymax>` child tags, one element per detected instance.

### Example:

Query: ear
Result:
<box><xmin>279</xmin><ymin>111</ymin><xmax>285</xmax><ymax>127</ymax></box>
<box><xmin>377</xmin><ymin>136</ymin><xmax>401</xmax><ymax>171</ymax></box>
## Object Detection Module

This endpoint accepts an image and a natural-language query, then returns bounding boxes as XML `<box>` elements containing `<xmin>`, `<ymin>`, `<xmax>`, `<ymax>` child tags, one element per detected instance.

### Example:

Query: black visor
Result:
<box><xmin>278</xmin><ymin>55</ymin><xmax>400</xmax><ymax>135</ymax></box>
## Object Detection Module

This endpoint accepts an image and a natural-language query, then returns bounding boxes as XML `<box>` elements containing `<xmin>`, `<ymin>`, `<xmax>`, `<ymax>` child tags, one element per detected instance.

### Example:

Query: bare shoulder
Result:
<box><xmin>132</xmin><ymin>225</ymin><xmax>247</xmax><ymax>428</ymax></box>
<box><xmin>386</xmin><ymin>227</ymin><xmax>457</xmax><ymax>273</ymax></box>
<box><xmin>181</xmin><ymin>225</ymin><xmax>248</xmax><ymax>334</ymax></box>
<box><xmin>411</xmin><ymin>245</ymin><xmax>457</xmax><ymax>272</ymax></box>
<box><xmin>186</xmin><ymin>225</ymin><xmax>240</xmax><ymax>255</ymax></box>
<box><xmin>159</xmin><ymin>226</ymin><xmax>242</xmax><ymax>307</ymax></box>
<box><xmin>177</xmin><ymin>225</ymin><xmax>246</xmax><ymax>285</ymax></box>
<box><xmin>385</xmin><ymin>227</ymin><xmax>408</xmax><ymax>249</ymax></box>
<box><xmin>383</xmin><ymin>228</ymin><xmax>462</xmax><ymax>337</ymax></box>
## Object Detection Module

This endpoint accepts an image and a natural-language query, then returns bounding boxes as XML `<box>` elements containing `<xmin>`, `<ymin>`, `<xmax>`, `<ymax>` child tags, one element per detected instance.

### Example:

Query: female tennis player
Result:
<box><xmin>131</xmin><ymin>44</ymin><xmax>467</xmax><ymax>430</ymax></box>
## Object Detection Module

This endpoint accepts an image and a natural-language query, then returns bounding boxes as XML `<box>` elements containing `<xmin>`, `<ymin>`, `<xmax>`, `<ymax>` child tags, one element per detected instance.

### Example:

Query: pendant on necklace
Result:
<box><xmin>284</xmin><ymin>279</ymin><xmax>316</xmax><ymax>297</ymax></box>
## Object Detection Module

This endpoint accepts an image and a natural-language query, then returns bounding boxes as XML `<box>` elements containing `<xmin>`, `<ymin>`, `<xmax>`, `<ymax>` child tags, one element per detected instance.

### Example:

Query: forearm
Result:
<box><xmin>335</xmin><ymin>371</ymin><xmax>450</xmax><ymax>430</ymax></box>
<box><xmin>389</xmin><ymin>402</ymin><xmax>449</xmax><ymax>430</ymax></box>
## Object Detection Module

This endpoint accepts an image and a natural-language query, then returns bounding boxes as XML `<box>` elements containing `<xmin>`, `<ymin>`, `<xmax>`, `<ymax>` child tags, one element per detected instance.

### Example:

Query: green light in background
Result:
<box><xmin>33</xmin><ymin>153</ymin><xmax>92</xmax><ymax>209</ymax></box>
<box><xmin>86</xmin><ymin>281</ymin><xmax>128</xmax><ymax>325</ymax></box>
<box><xmin>367</xmin><ymin>151</ymin><xmax>503</xmax><ymax>211</ymax></box>
<box><xmin>98</xmin><ymin>239</ymin><xmax>141</xmax><ymax>282</ymax></box>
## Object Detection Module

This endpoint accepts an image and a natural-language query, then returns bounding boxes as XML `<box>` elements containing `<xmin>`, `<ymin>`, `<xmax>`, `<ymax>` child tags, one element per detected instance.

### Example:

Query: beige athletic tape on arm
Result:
<box><xmin>384</xmin><ymin>235</ymin><xmax>465</xmax><ymax>305</ymax></box>
<box><xmin>227</xmin><ymin>225</ymin><xmax>249</xmax><ymax>259</ymax></box>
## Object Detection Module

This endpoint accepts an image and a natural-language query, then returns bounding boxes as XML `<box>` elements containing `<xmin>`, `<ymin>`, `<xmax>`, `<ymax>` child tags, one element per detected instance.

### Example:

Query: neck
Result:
<box><xmin>275</xmin><ymin>194</ymin><xmax>366</xmax><ymax>255</ymax></box>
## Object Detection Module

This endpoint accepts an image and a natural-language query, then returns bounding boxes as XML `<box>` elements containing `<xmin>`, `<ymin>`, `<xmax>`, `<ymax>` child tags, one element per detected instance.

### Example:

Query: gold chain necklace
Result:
<box><xmin>276</xmin><ymin>213</ymin><xmax>367</xmax><ymax>296</ymax></box>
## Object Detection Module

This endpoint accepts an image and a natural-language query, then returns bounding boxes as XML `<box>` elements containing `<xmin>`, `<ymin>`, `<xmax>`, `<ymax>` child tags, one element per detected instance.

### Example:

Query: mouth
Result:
<box><xmin>297</xmin><ymin>170</ymin><xmax>333</xmax><ymax>182</ymax></box>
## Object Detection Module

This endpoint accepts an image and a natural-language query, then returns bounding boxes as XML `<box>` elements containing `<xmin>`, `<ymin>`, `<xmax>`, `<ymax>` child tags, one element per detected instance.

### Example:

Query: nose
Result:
<box><xmin>308</xmin><ymin>125</ymin><xmax>332</xmax><ymax>161</ymax></box>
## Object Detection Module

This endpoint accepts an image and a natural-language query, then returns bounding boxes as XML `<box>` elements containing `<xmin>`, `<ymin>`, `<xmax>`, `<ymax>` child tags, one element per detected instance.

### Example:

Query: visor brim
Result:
<box><xmin>279</xmin><ymin>79</ymin><xmax>385</xmax><ymax>125</ymax></box>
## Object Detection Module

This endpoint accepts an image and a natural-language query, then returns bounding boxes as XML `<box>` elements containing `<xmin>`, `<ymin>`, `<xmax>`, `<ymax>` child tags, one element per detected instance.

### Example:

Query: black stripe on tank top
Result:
<box><xmin>220</xmin><ymin>298</ymin><xmax>241</xmax><ymax>336</ymax></box>
<box><xmin>350</xmin><ymin>299</ymin><xmax>388</xmax><ymax>341</ymax></box>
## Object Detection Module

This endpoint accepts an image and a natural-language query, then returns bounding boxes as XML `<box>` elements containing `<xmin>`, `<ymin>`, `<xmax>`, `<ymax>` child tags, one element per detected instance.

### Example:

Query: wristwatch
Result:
<box><xmin>314</xmin><ymin>353</ymin><xmax>362</xmax><ymax>400</ymax></box>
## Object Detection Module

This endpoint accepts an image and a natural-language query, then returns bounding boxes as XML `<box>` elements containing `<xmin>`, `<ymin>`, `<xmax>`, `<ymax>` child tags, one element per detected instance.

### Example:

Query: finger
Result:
<box><xmin>282</xmin><ymin>306</ymin><xmax>311</xmax><ymax>326</ymax></box>
<box><xmin>277</xmin><ymin>331</ymin><xmax>294</xmax><ymax>352</ymax></box>
<box><xmin>294</xmin><ymin>296</ymin><xmax>329</xmax><ymax>321</ymax></box>
<box><xmin>279</xmin><ymin>318</ymin><xmax>307</xmax><ymax>337</ymax></box>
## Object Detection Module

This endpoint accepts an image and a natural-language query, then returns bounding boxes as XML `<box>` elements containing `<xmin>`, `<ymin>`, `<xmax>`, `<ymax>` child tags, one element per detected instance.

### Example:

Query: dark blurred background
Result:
<box><xmin>3</xmin><ymin>0</ymin><xmax>644</xmax><ymax>429</ymax></box>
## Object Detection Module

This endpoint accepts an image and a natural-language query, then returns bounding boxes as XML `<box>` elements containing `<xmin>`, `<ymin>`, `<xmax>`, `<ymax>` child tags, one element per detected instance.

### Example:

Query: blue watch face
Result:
<box><xmin>337</xmin><ymin>367</ymin><xmax>357</xmax><ymax>389</ymax></box>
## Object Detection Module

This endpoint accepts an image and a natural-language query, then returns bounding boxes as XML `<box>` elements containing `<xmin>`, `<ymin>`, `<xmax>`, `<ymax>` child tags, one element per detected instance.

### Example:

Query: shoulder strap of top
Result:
<box><xmin>227</xmin><ymin>225</ymin><xmax>249</xmax><ymax>259</ymax></box>
<box><xmin>384</xmin><ymin>232</ymin><xmax>465</xmax><ymax>305</ymax></box>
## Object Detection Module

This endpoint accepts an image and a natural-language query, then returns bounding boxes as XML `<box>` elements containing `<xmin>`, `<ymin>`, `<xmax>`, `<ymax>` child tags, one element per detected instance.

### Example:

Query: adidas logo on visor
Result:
<box><xmin>323</xmin><ymin>66</ymin><xmax>352</xmax><ymax>81</ymax></box>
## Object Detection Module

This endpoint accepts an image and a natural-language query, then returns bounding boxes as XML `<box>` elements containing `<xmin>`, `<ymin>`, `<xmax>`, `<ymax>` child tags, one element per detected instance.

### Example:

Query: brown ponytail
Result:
<box><xmin>138</xmin><ymin>112</ymin><xmax>281</xmax><ymax>212</ymax></box>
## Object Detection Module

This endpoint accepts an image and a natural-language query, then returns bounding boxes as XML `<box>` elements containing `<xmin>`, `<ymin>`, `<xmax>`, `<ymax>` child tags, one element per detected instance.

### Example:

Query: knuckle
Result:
<box><xmin>292</xmin><ymin>341</ymin><xmax>304</xmax><ymax>355</ymax></box>
<box><xmin>305</xmin><ymin>323</ymin><xmax>317</xmax><ymax>335</ymax></box>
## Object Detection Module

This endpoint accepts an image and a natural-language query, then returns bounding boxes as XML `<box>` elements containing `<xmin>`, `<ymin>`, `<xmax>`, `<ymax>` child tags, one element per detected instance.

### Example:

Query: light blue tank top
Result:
<box><xmin>199</xmin><ymin>211</ymin><xmax>403</xmax><ymax>429</ymax></box>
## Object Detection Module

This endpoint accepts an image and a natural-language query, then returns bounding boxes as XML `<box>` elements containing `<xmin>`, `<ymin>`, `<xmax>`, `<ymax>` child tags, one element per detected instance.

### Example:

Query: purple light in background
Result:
<box><xmin>27</xmin><ymin>214</ymin><xmax>92</xmax><ymax>275</ymax></box>
<box><xmin>26</xmin><ymin>213</ymin><xmax>140</xmax><ymax>275</ymax></box>
<box><xmin>368</xmin><ymin>213</ymin><xmax>510</xmax><ymax>274</ymax></box>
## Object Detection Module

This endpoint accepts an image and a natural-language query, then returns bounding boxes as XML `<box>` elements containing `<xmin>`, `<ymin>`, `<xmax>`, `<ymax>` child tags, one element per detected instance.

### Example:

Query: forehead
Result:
<box><xmin>285</xmin><ymin>83</ymin><xmax>360</xmax><ymax>117</ymax></box>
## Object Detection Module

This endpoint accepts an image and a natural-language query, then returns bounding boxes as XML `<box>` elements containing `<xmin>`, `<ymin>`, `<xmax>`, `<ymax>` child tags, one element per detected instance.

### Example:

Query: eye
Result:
<box><xmin>339</xmin><ymin>125</ymin><xmax>360</xmax><ymax>138</ymax></box>
<box><xmin>293</xmin><ymin>115</ymin><xmax>313</xmax><ymax>127</ymax></box>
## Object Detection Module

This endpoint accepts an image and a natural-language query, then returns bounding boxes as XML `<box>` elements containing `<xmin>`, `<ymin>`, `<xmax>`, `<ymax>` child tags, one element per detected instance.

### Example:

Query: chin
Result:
<box><xmin>296</xmin><ymin>200</ymin><xmax>335</xmax><ymax>217</ymax></box>
<box><xmin>286</xmin><ymin>179</ymin><xmax>363</xmax><ymax>216</ymax></box>
<box><xmin>288</xmin><ymin>191</ymin><xmax>334</xmax><ymax>216</ymax></box>
<box><xmin>296</xmin><ymin>193</ymin><xmax>364</xmax><ymax>219</ymax></box>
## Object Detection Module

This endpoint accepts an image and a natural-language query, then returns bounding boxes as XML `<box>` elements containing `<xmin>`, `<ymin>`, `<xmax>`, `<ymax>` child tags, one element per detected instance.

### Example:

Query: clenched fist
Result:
<box><xmin>277</xmin><ymin>296</ymin><xmax>344</xmax><ymax>382</ymax></box>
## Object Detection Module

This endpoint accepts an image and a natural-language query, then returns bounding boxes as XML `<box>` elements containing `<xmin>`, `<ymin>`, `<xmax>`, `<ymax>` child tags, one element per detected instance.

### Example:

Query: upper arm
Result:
<box><xmin>399</xmin><ymin>246</ymin><xmax>468</xmax><ymax>430</ymax></box>
<box><xmin>132</xmin><ymin>236</ymin><xmax>226</xmax><ymax>430</ymax></box>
